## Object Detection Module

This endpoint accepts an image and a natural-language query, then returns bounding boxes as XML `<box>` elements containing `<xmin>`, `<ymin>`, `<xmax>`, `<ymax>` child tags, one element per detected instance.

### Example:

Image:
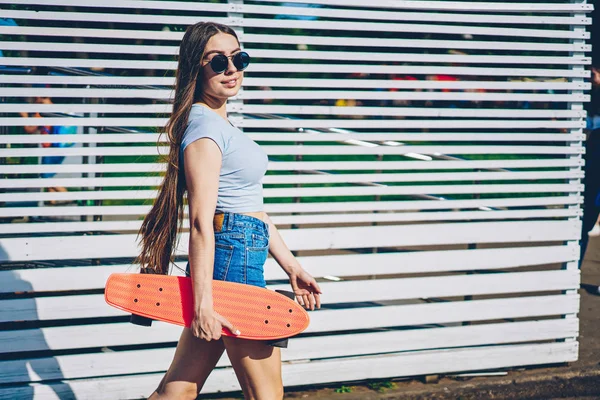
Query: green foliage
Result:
<box><xmin>367</xmin><ymin>380</ymin><xmax>397</xmax><ymax>392</ymax></box>
<box><xmin>334</xmin><ymin>385</ymin><xmax>353</xmax><ymax>393</ymax></box>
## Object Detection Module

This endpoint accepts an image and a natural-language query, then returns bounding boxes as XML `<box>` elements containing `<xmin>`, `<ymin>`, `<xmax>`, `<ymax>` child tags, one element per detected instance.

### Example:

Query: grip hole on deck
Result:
<box><xmin>288</xmin><ymin>309</ymin><xmax>292</xmax><ymax>313</ymax></box>
<box><xmin>267</xmin><ymin>305</ymin><xmax>271</xmax><ymax>309</ymax></box>
<box><xmin>156</xmin><ymin>302</ymin><xmax>160</xmax><ymax>306</ymax></box>
<box><xmin>287</xmin><ymin>324</ymin><xmax>291</xmax><ymax>328</ymax></box>
<box><xmin>134</xmin><ymin>299</ymin><xmax>138</xmax><ymax>303</ymax></box>
<box><xmin>136</xmin><ymin>284</ymin><xmax>141</xmax><ymax>288</ymax></box>
<box><xmin>159</xmin><ymin>288</ymin><xmax>163</xmax><ymax>292</ymax></box>
<box><xmin>264</xmin><ymin>320</ymin><xmax>269</xmax><ymax>324</ymax></box>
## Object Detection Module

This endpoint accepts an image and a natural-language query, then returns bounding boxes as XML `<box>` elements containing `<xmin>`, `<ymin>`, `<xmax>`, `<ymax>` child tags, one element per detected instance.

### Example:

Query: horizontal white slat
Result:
<box><xmin>0</xmin><ymin>342</ymin><xmax>578</xmax><ymax>398</ymax></box>
<box><xmin>245</xmin><ymin>0</ymin><xmax>593</xmax><ymax>12</ymax></box>
<box><xmin>2</xmin><ymin>10</ymin><xmax>588</xmax><ymax>39</ymax></box>
<box><xmin>245</xmin><ymin>33</ymin><xmax>590</xmax><ymax>51</ymax></box>
<box><xmin>0</xmin><ymin>26</ymin><xmax>590</xmax><ymax>53</ymax></box>
<box><xmin>1</xmin><ymin>88</ymin><xmax>590</xmax><ymax>102</ymax></box>
<box><xmin>0</xmin><ymin>183</ymin><xmax>584</xmax><ymax>203</ymax></box>
<box><xmin>0</xmin><ymin>117</ymin><xmax>587</xmax><ymax>130</ymax></box>
<box><xmin>0</xmin><ymin>75</ymin><xmax>175</xmax><ymax>86</ymax></box>
<box><xmin>0</xmin><ymin>9</ymin><xmax>226</xmax><ymax>27</ymax></box>
<box><xmin>0</xmin><ymin>220</ymin><xmax>581</xmax><ymax>261</ymax></box>
<box><xmin>0</xmin><ymin>131</ymin><xmax>587</xmax><ymax>146</ymax></box>
<box><xmin>0</xmin><ymin>105</ymin><xmax>590</xmax><ymax>121</ymax></box>
<box><xmin>2</xmin><ymin>0</ymin><xmax>592</xmax><ymax>13</ymax></box>
<box><xmin>0</xmin><ymin>196</ymin><xmax>582</xmax><ymax>218</ymax></box>
<box><xmin>0</xmin><ymin>76</ymin><xmax>591</xmax><ymax>91</ymax></box>
<box><xmin>0</xmin><ymin>58</ymin><xmax>591</xmax><ymax>79</ymax></box>
<box><xmin>0</xmin><ymin>158</ymin><xmax>583</xmax><ymax>176</ymax></box>
<box><xmin>236</xmin><ymin>107</ymin><xmax>588</xmax><ymax>119</ymax></box>
<box><xmin>0</xmin><ymin>244</ymin><xmax>578</xmax><ymax>294</ymax></box>
<box><xmin>268</xmin><ymin>209</ymin><xmax>581</xmax><ymax>225</ymax></box>
<box><xmin>3</xmin><ymin>42</ymin><xmax>591</xmax><ymax>65</ymax></box>
<box><xmin>0</xmin><ymin>208</ymin><xmax>582</xmax><ymax>235</ymax></box>
<box><xmin>2</xmin><ymin>0</ymin><xmax>591</xmax><ymax>25</ymax></box>
<box><xmin>0</xmin><ymin>170</ymin><xmax>583</xmax><ymax>189</ymax></box>
<box><xmin>0</xmin><ymin>144</ymin><xmax>585</xmax><ymax>158</ymax></box>
<box><xmin>0</xmin><ymin>319</ymin><xmax>578</xmax><ymax>385</ymax></box>
<box><xmin>0</xmin><ymin>269</ymin><xmax>580</xmax><ymax>324</ymax></box>
<box><xmin>0</xmin><ymin>294</ymin><xmax>579</xmax><ymax>353</ymax></box>
<box><xmin>0</xmin><ymin>133</ymin><xmax>163</xmax><ymax>145</ymax></box>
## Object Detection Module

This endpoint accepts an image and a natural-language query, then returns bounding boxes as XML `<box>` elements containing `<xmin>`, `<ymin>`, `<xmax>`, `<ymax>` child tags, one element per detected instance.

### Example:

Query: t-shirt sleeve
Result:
<box><xmin>180</xmin><ymin>119</ymin><xmax>228</xmax><ymax>155</ymax></box>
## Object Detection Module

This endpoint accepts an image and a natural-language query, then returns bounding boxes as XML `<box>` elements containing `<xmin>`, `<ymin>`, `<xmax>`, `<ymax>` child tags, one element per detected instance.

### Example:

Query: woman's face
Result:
<box><xmin>198</xmin><ymin>32</ymin><xmax>244</xmax><ymax>101</ymax></box>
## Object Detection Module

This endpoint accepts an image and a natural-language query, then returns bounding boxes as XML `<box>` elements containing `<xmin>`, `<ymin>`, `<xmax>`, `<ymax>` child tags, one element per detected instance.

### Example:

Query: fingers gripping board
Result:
<box><xmin>105</xmin><ymin>273</ymin><xmax>310</xmax><ymax>340</ymax></box>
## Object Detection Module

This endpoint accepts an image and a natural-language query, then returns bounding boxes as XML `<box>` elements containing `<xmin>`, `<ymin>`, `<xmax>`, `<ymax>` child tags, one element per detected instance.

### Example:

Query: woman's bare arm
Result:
<box><xmin>184</xmin><ymin>138</ymin><xmax>239</xmax><ymax>339</ymax></box>
<box><xmin>263</xmin><ymin>213</ymin><xmax>322</xmax><ymax>310</ymax></box>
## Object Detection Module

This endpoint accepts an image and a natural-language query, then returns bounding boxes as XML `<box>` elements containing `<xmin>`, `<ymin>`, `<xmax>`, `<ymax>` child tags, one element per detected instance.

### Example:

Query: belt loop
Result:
<box><xmin>226</xmin><ymin>212</ymin><xmax>234</xmax><ymax>231</ymax></box>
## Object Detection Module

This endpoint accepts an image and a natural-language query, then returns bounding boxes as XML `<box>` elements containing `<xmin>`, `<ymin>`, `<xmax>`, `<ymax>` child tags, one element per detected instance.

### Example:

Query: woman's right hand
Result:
<box><xmin>191</xmin><ymin>308</ymin><xmax>240</xmax><ymax>341</ymax></box>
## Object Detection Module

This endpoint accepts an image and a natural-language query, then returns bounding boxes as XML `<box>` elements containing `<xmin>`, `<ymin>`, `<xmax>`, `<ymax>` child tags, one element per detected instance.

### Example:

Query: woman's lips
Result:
<box><xmin>222</xmin><ymin>78</ymin><xmax>237</xmax><ymax>88</ymax></box>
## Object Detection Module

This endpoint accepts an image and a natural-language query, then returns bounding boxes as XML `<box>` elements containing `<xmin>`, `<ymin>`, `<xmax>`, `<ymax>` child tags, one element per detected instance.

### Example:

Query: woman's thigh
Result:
<box><xmin>150</xmin><ymin>328</ymin><xmax>226</xmax><ymax>399</ymax></box>
<box><xmin>223</xmin><ymin>337</ymin><xmax>283</xmax><ymax>400</ymax></box>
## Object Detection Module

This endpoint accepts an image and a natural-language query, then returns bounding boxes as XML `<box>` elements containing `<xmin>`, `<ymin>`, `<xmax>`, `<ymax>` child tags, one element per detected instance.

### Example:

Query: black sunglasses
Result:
<box><xmin>205</xmin><ymin>51</ymin><xmax>250</xmax><ymax>74</ymax></box>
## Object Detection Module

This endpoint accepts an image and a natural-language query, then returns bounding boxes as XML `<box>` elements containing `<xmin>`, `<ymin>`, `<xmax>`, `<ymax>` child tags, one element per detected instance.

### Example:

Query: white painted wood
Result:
<box><xmin>1</xmin><ymin>294</ymin><xmax>579</xmax><ymax>353</ymax></box>
<box><xmin>0</xmin><ymin>244</ymin><xmax>579</xmax><ymax>294</ymax></box>
<box><xmin>0</xmin><ymin>183</ymin><xmax>583</xmax><ymax>203</ymax></box>
<box><xmin>0</xmin><ymin>77</ymin><xmax>591</xmax><ymax>92</ymax></box>
<box><xmin>239</xmin><ymin>118</ymin><xmax>586</xmax><ymax>129</ymax></box>
<box><xmin>0</xmin><ymin>0</ymin><xmax>587</xmax><ymax>392</ymax></box>
<box><xmin>2</xmin><ymin>0</ymin><xmax>592</xmax><ymax>13</ymax></box>
<box><xmin>0</xmin><ymin>25</ymin><xmax>589</xmax><ymax>53</ymax></box>
<box><xmin>2</xmin><ymin>85</ymin><xmax>591</xmax><ymax>101</ymax></box>
<box><xmin>0</xmin><ymin>342</ymin><xmax>578</xmax><ymax>398</ymax></box>
<box><xmin>1</xmin><ymin>9</ymin><xmax>589</xmax><ymax>39</ymax></box>
<box><xmin>0</xmin><ymin>220</ymin><xmax>581</xmax><ymax>262</ymax></box>
<box><xmin>0</xmin><ymin>208</ymin><xmax>582</xmax><ymax>235</ymax></box>
<box><xmin>0</xmin><ymin>318</ymin><xmax>578</xmax><ymax>384</ymax></box>
<box><xmin>0</xmin><ymin>269</ymin><xmax>579</xmax><ymax>323</ymax></box>
<box><xmin>0</xmin><ymin>131</ymin><xmax>587</xmax><ymax>146</ymax></box>
<box><xmin>0</xmin><ymin>196</ymin><xmax>583</xmax><ymax>218</ymax></box>
<box><xmin>0</xmin><ymin>170</ymin><xmax>583</xmax><ymax>189</ymax></box>
<box><xmin>2</xmin><ymin>0</ymin><xmax>591</xmax><ymax>25</ymax></box>
<box><xmin>0</xmin><ymin>144</ymin><xmax>586</xmax><ymax>158</ymax></box>
<box><xmin>0</xmin><ymin>159</ymin><xmax>583</xmax><ymax>175</ymax></box>
<box><xmin>1</xmin><ymin>58</ymin><xmax>591</xmax><ymax>79</ymax></box>
<box><xmin>242</xmin><ymin>0</ymin><xmax>593</xmax><ymax>13</ymax></box>
<box><xmin>3</xmin><ymin>42</ymin><xmax>592</xmax><ymax>65</ymax></box>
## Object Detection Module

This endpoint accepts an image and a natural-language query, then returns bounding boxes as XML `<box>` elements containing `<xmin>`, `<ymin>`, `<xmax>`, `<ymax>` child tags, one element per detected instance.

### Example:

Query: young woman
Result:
<box><xmin>136</xmin><ymin>22</ymin><xmax>322</xmax><ymax>399</ymax></box>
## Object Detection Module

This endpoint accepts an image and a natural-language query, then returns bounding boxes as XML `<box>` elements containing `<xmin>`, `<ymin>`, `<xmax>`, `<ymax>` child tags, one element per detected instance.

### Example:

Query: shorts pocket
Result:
<box><xmin>251</xmin><ymin>233</ymin><xmax>269</xmax><ymax>249</ymax></box>
<box><xmin>213</xmin><ymin>243</ymin><xmax>234</xmax><ymax>281</ymax></box>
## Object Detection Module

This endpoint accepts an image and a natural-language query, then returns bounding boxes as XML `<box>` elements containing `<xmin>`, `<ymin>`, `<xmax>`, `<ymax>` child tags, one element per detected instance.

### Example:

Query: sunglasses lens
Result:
<box><xmin>209</xmin><ymin>54</ymin><xmax>228</xmax><ymax>74</ymax></box>
<box><xmin>233</xmin><ymin>51</ymin><xmax>250</xmax><ymax>71</ymax></box>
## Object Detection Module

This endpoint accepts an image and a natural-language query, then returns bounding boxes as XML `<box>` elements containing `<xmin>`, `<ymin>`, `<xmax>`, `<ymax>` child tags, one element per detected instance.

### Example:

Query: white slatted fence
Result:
<box><xmin>0</xmin><ymin>0</ymin><xmax>592</xmax><ymax>398</ymax></box>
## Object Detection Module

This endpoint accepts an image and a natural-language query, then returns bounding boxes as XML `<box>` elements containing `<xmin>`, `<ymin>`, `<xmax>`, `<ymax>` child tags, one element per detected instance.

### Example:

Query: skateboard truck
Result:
<box><xmin>130</xmin><ymin>314</ymin><xmax>154</xmax><ymax>327</ymax></box>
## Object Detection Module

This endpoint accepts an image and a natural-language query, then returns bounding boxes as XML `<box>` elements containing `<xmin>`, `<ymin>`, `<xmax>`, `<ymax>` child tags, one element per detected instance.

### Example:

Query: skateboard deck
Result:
<box><xmin>105</xmin><ymin>273</ymin><xmax>310</xmax><ymax>340</ymax></box>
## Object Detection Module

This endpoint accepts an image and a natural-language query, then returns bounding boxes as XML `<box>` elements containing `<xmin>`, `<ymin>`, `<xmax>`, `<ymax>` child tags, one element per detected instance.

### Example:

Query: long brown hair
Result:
<box><xmin>135</xmin><ymin>22</ymin><xmax>240</xmax><ymax>274</ymax></box>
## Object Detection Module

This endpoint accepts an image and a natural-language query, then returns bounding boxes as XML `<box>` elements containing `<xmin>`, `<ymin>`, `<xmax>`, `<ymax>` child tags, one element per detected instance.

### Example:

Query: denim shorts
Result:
<box><xmin>185</xmin><ymin>212</ymin><xmax>269</xmax><ymax>288</ymax></box>
<box><xmin>184</xmin><ymin>213</ymin><xmax>289</xmax><ymax>347</ymax></box>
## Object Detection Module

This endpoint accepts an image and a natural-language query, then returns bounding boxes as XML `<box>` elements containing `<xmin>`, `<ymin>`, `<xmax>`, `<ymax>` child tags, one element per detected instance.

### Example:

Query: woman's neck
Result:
<box><xmin>194</xmin><ymin>99</ymin><xmax>227</xmax><ymax>121</ymax></box>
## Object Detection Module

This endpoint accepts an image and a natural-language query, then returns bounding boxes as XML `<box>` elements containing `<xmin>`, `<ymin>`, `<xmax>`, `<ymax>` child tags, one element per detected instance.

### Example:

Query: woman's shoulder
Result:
<box><xmin>182</xmin><ymin>109</ymin><xmax>232</xmax><ymax>154</ymax></box>
<box><xmin>187</xmin><ymin>106</ymin><xmax>232</xmax><ymax>131</ymax></box>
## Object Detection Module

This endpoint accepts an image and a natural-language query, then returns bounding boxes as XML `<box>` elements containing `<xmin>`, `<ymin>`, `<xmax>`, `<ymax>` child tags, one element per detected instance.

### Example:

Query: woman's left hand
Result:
<box><xmin>288</xmin><ymin>266</ymin><xmax>322</xmax><ymax>310</ymax></box>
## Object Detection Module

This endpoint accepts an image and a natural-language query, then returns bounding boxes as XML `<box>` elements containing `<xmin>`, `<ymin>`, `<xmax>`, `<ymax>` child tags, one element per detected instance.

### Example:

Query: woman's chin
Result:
<box><xmin>221</xmin><ymin>87</ymin><xmax>241</xmax><ymax>98</ymax></box>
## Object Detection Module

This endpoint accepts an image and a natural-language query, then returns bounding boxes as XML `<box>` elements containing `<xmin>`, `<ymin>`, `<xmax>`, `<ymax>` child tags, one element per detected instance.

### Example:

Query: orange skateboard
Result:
<box><xmin>104</xmin><ymin>273</ymin><xmax>310</xmax><ymax>340</ymax></box>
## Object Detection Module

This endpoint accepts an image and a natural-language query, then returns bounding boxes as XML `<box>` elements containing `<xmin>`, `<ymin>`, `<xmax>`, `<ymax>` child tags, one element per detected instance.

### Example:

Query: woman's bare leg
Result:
<box><xmin>149</xmin><ymin>327</ymin><xmax>226</xmax><ymax>400</ymax></box>
<box><xmin>223</xmin><ymin>337</ymin><xmax>283</xmax><ymax>400</ymax></box>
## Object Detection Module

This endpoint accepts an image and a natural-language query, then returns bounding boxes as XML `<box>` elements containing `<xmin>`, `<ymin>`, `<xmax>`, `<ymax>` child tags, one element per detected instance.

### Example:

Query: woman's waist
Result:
<box><xmin>213</xmin><ymin>211</ymin><xmax>267</xmax><ymax>234</ymax></box>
